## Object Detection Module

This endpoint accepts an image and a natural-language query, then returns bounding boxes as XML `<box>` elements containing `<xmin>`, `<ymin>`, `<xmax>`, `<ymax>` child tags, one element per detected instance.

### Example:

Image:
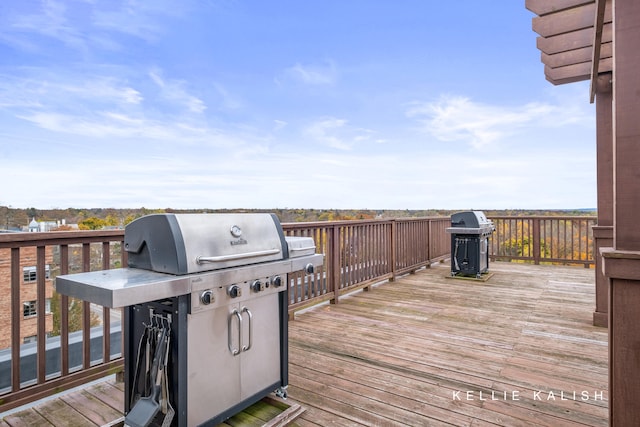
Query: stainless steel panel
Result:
<box><xmin>54</xmin><ymin>269</ymin><xmax>190</xmax><ymax>308</ymax></box>
<box><xmin>285</xmin><ymin>236</ymin><xmax>316</xmax><ymax>257</ymax></box>
<box><xmin>187</xmin><ymin>302</ymin><xmax>240</xmax><ymax>426</ymax></box>
<box><xmin>175</xmin><ymin>214</ymin><xmax>285</xmax><ymax>273</ymax></box>
<box><xmin>239</xmin><ymin>292</ymin><xmax>280</xmax><ymax>398</ymax></box>
<box><xmin>125</xmin><ymin>213</ymin><xmax>286</xmax><ymax>275</ymax></box>
<box><xmin>186</xmin><ymin>285</ymin><xmax>283</xmax><ymax>427</ymax></box>
<box><xmin>55</xmin><ymin>253</ymin><xmax>323</xmax><ymax>309</ymax></box>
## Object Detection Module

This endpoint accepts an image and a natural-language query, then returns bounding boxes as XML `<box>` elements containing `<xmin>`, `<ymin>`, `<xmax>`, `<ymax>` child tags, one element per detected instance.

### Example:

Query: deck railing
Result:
<box><xmin>283</xmin><ymin>217</ymin><xmax>450</xmax><ymax>312</ymax></box>
<box><xmin>490</xmin><ymin>216</ymin><xmax>596</xmax><ymax>267</ymax></box>
<box><xmin>0</xmin><ymin>215</ymin><xmax>594</xmax><ymax>412</ymax></box>
<box><xmin>0</xmin><ymin>230</ymin><xmax>126</xmax><ymax>412</ymax></box>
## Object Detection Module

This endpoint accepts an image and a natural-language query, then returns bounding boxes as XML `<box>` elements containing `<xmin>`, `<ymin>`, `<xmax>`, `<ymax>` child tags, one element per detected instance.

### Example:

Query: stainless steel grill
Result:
<box><xmin>55</xmin><ymin>213</ymin><xmax>323</xmax><ymax>427</ymax></box>
<box><xmin>445</xmin><ymin>211</ymin><xmax>495</xmax><ymax>278</ymax></box>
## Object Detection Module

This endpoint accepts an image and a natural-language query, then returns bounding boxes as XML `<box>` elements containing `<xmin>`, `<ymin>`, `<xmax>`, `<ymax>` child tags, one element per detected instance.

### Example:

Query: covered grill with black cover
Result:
<box><xmin>445</xmin><ymin>211</ymin><xmax>495</xmax><ymax>278</ymax></box>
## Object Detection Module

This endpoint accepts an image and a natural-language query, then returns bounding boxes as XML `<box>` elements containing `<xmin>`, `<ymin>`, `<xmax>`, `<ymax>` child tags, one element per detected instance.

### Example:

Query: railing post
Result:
<box><xmin>533</xmin><ymin>218</ymin><xmax>541</xmax><ymax>265</ymax></box>
<box><xmin>391</xmin><ymin>220</ymin><xmax>397</xmax><ymax>281</ymax></box>
<box><xmin>330</xmin><ymin>224</ymin><xmax>341</xmax><ymax>304</ymax></box>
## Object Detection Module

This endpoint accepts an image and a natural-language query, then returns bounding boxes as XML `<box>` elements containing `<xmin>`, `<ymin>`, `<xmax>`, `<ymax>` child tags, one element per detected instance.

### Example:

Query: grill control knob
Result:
<box><xmin>200</xmin><ymin>290</ymin><xmax>213</xmax><ymax>305</ymax></box>
<box><xmin>251</xmin><ymin>280</ymin><xmax>264</xmax><ymax>292</ymax></box>
<box><xmin>227</xmin><ymin>285</ymin><xmax>242</xmax><ymax>298</ymax></box>
<box><xmin>305</xmin><ymin>263</ymin><xmax>315</xmax><ymax>274</ymax></box>
<box><xmin>272</xmin><ymin>275</ymin><xmax>283</xmax><ymax>287</ymax></box>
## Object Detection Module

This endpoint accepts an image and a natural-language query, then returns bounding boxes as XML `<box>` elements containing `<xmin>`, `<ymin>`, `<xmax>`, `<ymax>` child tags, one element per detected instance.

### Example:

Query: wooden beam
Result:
<box><xmin>526</xmin><ymin>0</ymin><xmax>593</xmax><ymax>16</ymax></box>
<box><xmin>542</xmin><ymin>41</ymin><xmax>612</xmax><ymax>68</ymax></box>
<box><xmin>533</xmin><ymin>2</ymin><xmax>596</xmax><ymax>37</ymax></box>
<box><xmin>590</xmin><ymin>0</ymin><xmax>609</xmax><ymax>102</ymax></box>
<box><xmin>536</xmin><ymin>22</ymin><xmax>612</xmax><ymax>54</ymax></box>
<box><xmin>545</xmin><ymin>56</ymin><xmax>612</xmax><ymax>85</ymax></box>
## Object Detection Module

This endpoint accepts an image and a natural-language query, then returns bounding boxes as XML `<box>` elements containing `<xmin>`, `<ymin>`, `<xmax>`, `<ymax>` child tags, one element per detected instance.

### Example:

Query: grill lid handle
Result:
<box><xmin>289</xmin><ymin>246</ymin><xmax>316</xmax><ymax>252</ymax></box>
<box><xmin>196</xmin><ymin>248</ymin><xmax>280</xmax><ymax>264</ymax></box>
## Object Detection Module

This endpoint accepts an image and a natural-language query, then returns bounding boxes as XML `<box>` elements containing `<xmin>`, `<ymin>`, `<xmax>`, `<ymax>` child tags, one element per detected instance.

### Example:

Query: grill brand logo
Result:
<box><xmin>229</xmin><ymin>225</ymin><xmax>247</xmax><ymax>245</ymax></box>
<box><xmin>230</xmin><ymin>225</ymin><xmax>243</xmax><ymax>238</ymax></box>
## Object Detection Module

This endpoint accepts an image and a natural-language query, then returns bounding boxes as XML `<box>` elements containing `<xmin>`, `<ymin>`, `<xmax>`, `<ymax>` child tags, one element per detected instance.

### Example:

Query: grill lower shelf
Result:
<box><xmin>108</xmin><ymin>395</ymin><xmax>304</xmax><ymax>427</ymax></box>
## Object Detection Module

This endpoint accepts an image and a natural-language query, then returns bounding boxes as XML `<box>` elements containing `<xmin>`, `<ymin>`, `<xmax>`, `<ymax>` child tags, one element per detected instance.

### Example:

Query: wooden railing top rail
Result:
<box><xmin>489</xmin><ymin>215</ymin><xmax>597</xmax><ymax>220</ymax></box>
<box><xmin>282</xmin><ymin>216</ymin><xmax>449</xmax><ymax>228</ymax></box>
<box><xmin>0</xmin><ymin>229</ymin><xmax>124</xmax><ymax>247</ymax></box>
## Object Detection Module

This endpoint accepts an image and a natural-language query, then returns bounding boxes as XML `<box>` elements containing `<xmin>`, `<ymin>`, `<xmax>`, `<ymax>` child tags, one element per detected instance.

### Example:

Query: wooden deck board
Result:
<box><xmin>0</xmin><ymin>262</ymin><xmax>607</xmax><ymax>426</ymax></box>
<box><xmin>288</xmin><ymin>262</ymin><xmax>607</xmax><ymax>426</ymax></box>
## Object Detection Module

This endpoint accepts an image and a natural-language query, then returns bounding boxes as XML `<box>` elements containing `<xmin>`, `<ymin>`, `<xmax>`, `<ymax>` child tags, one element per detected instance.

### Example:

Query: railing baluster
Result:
<box><xmin>36</xmin><ymin>245</ymin><xmax>46</xmax><ymax>383</ymax></box>
<box><xmin>82</xmin><ymin>243</ymin><xmax>91</xmax><ymax>370</ymax></box>
<box><xmin>102</xmin><ymin>241</ymin><xmax>111</xmax><ymax>364</ymax></box>
<box><xmin>11</xmin><ymin>247</ymin><xmax>21</xmax><ymax>392</ymax></box>
<box><xmin>60</xmin><ymin>244</ymin><xmax>69</xmax><ymax>376</ymax></box>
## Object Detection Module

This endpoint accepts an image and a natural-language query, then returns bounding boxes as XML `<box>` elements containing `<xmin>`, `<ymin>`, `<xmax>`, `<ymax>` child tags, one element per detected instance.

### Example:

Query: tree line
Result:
<box><xmin>1</xmin><ymin>205</ymin><xmax>596</xmax><ymax>231</ymax></box>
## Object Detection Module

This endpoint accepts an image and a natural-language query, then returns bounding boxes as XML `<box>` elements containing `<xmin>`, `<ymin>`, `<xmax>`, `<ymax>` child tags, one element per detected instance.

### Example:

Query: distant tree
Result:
<box><xmin>51</xmin><ymin>224</ymin><xmax>75</xmax><ymax>231</ymax></box>
<box><xmin>50</xmin><ymin>292</ymin><xmax>100</xmax><ymax>336</ymax></box>
<box><xmin>124</xmin><ymin>214</ymin><xmax>139</xmax><ymax>225</ymax></box>
<box><xmin>78</xmin><ymin>217</ymin><xmax>106</xmax><ymax>230</ymax></box>
<box><xmin>105</xmin><ymin>214</ymin><xmax>119</xmax><ymax>227</ymax></box>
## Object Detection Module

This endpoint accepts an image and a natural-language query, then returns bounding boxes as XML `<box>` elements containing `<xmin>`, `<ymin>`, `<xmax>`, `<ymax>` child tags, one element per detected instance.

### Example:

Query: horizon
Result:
<box><xmin>4</xmin><ymin>205</ymin><xmax>598</xmax><ymax>215</ymax></box>
<box><xmin>0</xmin><ymin>1</ymin><xmax>596</xmax><ymax>210</ymax></box>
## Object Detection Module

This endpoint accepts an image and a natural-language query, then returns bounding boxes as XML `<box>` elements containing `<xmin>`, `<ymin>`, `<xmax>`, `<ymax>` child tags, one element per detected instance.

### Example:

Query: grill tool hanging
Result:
<box><xmin>125</xmin><ymin>312</ymin><xmax>170</xmax><ymax>427</ymax></box>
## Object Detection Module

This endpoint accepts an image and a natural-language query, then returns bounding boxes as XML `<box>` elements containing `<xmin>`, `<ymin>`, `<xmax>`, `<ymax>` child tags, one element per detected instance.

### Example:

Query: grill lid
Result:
<box><xmin>124</xmin><ymin>213</ymin><xmax>288</xmax><ymax>275</ymax></box>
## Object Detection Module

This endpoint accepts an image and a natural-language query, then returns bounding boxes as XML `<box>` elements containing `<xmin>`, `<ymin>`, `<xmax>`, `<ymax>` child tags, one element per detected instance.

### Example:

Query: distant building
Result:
<box><xmin>0</xmin><ymin>219</ymin><xmax>55</xmax><ymax>349</ymax></box>
<box><xmin>26</xmin><ymin>218</ymin><xmax>78</xmax><ymax>232</ymax></box>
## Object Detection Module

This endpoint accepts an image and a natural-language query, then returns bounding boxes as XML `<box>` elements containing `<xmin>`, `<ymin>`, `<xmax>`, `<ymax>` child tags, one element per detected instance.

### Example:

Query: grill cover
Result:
<box><xmin>124</xmin><ymin>213</ymin><xmax>288</xmax><ymax>275</ymax></box>
<box><xmin>446</xmin><ymin>211</ymin><xmax>495</xmax><ymax>235</ymax></box>
<box><xmin>450</xmin><ymin>211</ymin><xmax>490</xmax><ymax>229</ymax></box>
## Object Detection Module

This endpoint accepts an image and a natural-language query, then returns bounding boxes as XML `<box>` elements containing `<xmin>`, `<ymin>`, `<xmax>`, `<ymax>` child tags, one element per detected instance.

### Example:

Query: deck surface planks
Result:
<box><xmin>287</xmin><ymin>262</ymin><xmax>607</xmax><ymax>426</ymax></box>
<box><xmin>1</xmin><ymin>262</ymin><xmax>607</xmax><ymax>426</ymax></box>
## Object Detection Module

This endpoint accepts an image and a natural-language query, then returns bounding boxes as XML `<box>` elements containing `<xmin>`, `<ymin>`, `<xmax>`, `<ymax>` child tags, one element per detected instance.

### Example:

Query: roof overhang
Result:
<box><xmin>526</xmin><ymin>0</ymin><xmax>610</xmax><ymax>102</ymax></box>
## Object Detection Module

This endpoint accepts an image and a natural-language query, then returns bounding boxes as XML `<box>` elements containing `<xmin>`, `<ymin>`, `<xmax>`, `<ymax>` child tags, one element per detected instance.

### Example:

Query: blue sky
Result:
<box><xmin>0</xmin><ymin>0</ymin><xmax>596</xmax><ymax>210</ymax></box>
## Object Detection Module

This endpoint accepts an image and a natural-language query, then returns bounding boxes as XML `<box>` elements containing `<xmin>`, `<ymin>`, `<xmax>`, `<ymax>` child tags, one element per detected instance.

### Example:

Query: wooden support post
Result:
<box><xmin>593</xmin><ymin>72</ymin><xmax>613</xmax><ymax>327</ymax></box>
<box><xmin>606</xmin><ymin>0</ymin><xmax>640</xmax><ymax>423</ymax></box>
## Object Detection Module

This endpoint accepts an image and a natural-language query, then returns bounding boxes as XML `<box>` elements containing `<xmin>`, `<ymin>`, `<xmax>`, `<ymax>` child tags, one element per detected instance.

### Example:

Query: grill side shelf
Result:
<box><xmin>55</xmin><ymin>254</ymin><xmax>324</xmax><ymax>309</ymax></box>
<box><xmin>55</xmin><ymin>268</ymin><xmax>190</xmax><ymax>308</ymax></box>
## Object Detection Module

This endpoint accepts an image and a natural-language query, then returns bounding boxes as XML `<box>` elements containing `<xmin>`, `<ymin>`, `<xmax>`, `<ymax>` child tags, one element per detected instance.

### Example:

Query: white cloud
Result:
<box><xmin>284</xmin><ymin>61</ymin><xmax>338</xmax><ymax>85</ymax></box>
<box><xmin>304</xmin><ymin>117</ymin><xmax>374</xmax><ymax>151</ymax></box>
<box><xmin>273</xmin><ymin>120</ymin><xmax>287</xmax><ymax>131</ymax></box>
<box><xmin>9</xmin><ymin>0</ymin><xmax>86</xmax><ymax>50</ymax></box>
<box><xmin>405</xmin><ymin>95</ymin><xmax>591</xmax><ymax>149</ymax></box>
<box><xmin>212</xmin><ymin>83</ymin><xmax>243</xmax><ymax>110</ymax></box>
<box><xmin>92</xmin><ymin>7</ymin><xmax>163</xmax><ymax>43</ymax></box>
<box><xmin>149</xmin><ymin>69</ymin><xmax>206</xmax><ymax>113</ymax></box>
<box><xmin>0</xmin><ymin>0</ymin><xmax>190</xmax><ymax>56</ymax></box>
<box><xmin>0</xmin><ymin>73</ymin><xmax>142</xmax><ymax>111</ymax></box>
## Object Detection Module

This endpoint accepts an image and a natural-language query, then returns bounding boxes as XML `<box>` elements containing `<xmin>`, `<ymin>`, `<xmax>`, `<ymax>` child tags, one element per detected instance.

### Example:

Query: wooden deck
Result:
<box><xmin>287</xmin><ymin>262</ymin><xmax>607</xmax><ymax>426</ymax></box>
<box><xmin>0</xmin><ymin>262</ymin><xmax>608</xmax><ymax>426</ymax></box>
